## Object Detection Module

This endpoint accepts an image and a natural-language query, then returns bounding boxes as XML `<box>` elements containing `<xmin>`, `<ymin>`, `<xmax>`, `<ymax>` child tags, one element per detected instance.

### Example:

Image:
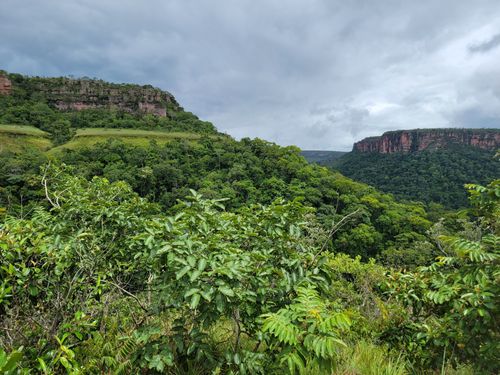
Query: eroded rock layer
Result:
<box><xmin>354</xmin><ymin>129</ymin><xmax>500</xmax><ymax>153</ymax></box>
<box><xmin>1</xmin><ymin>74</ymin><xmax>180</xmax><ymax>116</ymax></box>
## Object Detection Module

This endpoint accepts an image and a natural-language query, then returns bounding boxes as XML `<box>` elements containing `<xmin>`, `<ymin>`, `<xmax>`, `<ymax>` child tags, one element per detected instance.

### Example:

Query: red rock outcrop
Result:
<box><xmin>42</xmin><ymin>78</ymin><xmax>178</xmax><ymax>117</ymax></box>
<box><xmin>4</xmin><ymin>74</ymin><xmax>180</xmax><ymax>117</ymax></box>
<box><xmin>354</xmin><ymin>129</ymin><xmax>500</xmax><ymax>153</ymax></box>
<box><xmin>0</xmin><ymin>75</ymin><xmax>12</xmax><ymax>95</ymax></box>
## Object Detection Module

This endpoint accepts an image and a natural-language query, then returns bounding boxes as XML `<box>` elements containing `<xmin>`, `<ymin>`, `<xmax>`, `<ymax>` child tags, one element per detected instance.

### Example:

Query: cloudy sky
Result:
<box><xmin>1</xmin><ymin>1</ymin><xmax>500</xmax><ymax>150</ymax></box>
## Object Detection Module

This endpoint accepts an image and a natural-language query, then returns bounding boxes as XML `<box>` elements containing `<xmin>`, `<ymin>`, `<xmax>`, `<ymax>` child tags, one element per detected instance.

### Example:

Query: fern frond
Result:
<box><xmin>303</xmin><ymin>334</ymin><xmax>345</xmax><ymax>359</ymax></box>
<box><xmin>280</xmin><ymin>350</ymin><xmax>306</xmax><ymax>375</ymax></box>
<box><xmin>318</xmin><ymin>312</ymin><xmax>351</xmax><ymax>332</ymax></box>
<box><xmin>262</xmin><ymin>312</ymin><xmax>300</xmax><ymax>345</ymax></box>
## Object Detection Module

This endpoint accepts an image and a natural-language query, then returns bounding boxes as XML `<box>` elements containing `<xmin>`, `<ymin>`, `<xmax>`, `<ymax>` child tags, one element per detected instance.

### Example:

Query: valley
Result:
<box><xmin>0</xmin><ymin>71</ymin><xmax>498</xmax><ymax>374</ymax></box>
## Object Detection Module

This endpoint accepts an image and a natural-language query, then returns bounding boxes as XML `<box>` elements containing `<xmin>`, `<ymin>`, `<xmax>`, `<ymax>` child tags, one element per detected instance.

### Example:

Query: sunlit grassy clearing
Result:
<box><xmin>75</xmin><ymin>128</ymin><xmax>204</xmax><ymax>139</ymax></box>
<box><xmin>0</xmin><ymin>124</ymin><xmax>49</xmax><ymax>136</ymax></box>
<box><xmin>0</xmin><ymin>124</ymin><xmax>52</xmax><ymax>152</ymax></box>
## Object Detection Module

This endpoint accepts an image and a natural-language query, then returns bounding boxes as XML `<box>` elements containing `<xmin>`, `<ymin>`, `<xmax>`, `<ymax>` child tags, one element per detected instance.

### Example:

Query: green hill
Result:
<box><xmin>330</xmin><ymin>143</ymin><xmax>499</xmax><ymax>208</ymax></box>
<box><xmin>1</xmin><ymin>71</ymin><xmax>498</xmax><ymax>374</ymax></box>
<box><xmin>301</xmin><ymin>150</ymin><xmax>347</xmax><ymax>163</ymax></box>
<box><xmin>0</xmin><ymin>71</ymin><xmax>219</xmax><ymax>145</ymax></box>
<box><xmin>0</xmin><ymin>71</ymin><xmax>435</xmax><ymax>262</ymax></box>
<box><xmin>0</xmin><ymin>124</ymin><xmax>52</xmax><ymax>152</ymax></box>
<box><xmin>49</xmin><ymin>128</ymin><xmax>222</xmax><ymax>153</ymax></box>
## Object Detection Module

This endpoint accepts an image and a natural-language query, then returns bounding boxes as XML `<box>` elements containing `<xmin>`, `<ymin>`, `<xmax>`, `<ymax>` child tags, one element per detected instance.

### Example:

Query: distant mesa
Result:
<box><xmin>0</xmin><ymin>72</ymin><xmax>180</xmax><ymax>117</ymax></box>
<box><xmin>353</xmin><ymin>128</ymin><xmax>500</xmax><ymax>153</ymax></box>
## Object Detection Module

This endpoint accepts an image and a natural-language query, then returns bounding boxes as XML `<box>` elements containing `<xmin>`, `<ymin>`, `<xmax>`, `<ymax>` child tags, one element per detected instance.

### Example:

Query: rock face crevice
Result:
<box><xmin>0</xmin><ymin>75</ymin><xmax>12</xmax><ymax>95</ymax></box>
<box><xmin>353</xmin><ymin>129</ymin><xmax>500</xmax><ymax>153</ymax></box>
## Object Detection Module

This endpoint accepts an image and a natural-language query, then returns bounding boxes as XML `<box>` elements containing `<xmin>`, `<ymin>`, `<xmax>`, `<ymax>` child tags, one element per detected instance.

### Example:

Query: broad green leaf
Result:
<box><xmin>219</xmin><ymin>286</ymin><xmax>235</xmax><ymax>297</ymax></box>
<box><xmin>190</xmin><ymin>293</ymin><xmax>201</xmax><ymax>309</ymax></box>
<box><xmin>176</xmin><ymin>265</ymin><xmax>191</xmax><ymax>280</ymax></box>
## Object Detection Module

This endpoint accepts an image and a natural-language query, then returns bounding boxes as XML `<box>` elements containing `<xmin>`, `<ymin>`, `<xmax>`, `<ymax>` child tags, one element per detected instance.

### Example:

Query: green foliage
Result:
<box><xmin>0</xmin><ymin>135</ymin><xmax>432</xmax><ymax>261</ymax></box>
<box><xmin>337</xmin><ymin>341</ymin><xmax>408</xmax><ymax>375</ymax></box>
<box><xmin>1</xmin><ymin>166</ymin><xmax>497</xmax><ymax>373</ymax></box>
<box><xmin>1</xmin><ymin>72</ymin><xmax>497</xmax><ymax>373</ymax></box>
<box><xmin>381</xmin><ymin>180</ymin><xmax>500</xmax><ymax>372</ymax></box>
<box><xmin>0</xmin><ymin>348</ymin><xmax>23</xmax><ymax>374</ymax></box>
<box><xmin>262</xmin><ymin>286</ymin><xmax>351</xmax><ymax>374</ymax></box>
<box><xmin>0</xmin><ymin>73</ymin><xmax>218</xmax><ymax>143</ymax></box>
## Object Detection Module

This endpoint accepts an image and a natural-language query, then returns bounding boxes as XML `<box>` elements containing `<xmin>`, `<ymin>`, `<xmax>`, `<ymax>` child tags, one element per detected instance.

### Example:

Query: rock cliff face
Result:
<box><xmin>0</xmin><ymin>75</ymin><xmax>12</xmax><ymax>95</ymax></box>
<box><xmin>353</xmin><ymin>129</ymin><xmax>500</xmax><ymax>153</ymax></box>
<box><xmin>2</xmin><ymin>74</ymin><xmax>180</xmax><ymax>117</ymax></box>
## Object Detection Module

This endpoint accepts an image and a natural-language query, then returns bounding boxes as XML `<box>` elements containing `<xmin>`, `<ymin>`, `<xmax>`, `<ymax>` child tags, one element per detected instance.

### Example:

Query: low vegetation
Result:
<box><xmin>0</xmin><ymin>166</ymin><xmax>497</xmax><ymax>373</ymax></box>
<box><xmin>0</xmin><ymin>72</ymin><xmax>498</xmax><ymax>373</ymax></box>
<box><xmin>0</xmin><ymin>124</ymin><xmax>52</xmax><ymax>153</ymax></box>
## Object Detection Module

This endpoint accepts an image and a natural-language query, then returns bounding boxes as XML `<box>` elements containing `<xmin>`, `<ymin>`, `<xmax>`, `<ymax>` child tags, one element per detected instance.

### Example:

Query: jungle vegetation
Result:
<box><xmin>330</xmin><ymin>146</ymin><xmax>499</xmax><ymax>209</ymax></box>
<box><xmin>0</xmin><ymin>73</ymin><xmax>498</xmax><ymax>374</ymax></box>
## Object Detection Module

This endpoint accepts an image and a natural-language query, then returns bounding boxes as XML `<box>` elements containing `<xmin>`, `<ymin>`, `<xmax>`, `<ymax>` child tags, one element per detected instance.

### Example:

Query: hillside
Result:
<box><xmin>330</xmin><ymin>129</ymin><xmax>500</xmax><ymax>208</ymax></box>
<box><xmin>0</xmin><ymin>72</ymin><xmax>435</xmax><ymax>261</ymax></box>
<box><xmin>300</xmin><ymin>150</ymin><xmax>347</xmax><ymax>163</ymax></box>
<box><xmin>1</xmin><ymin>72</ymin><xmax>498</xmax><ymax>374</ymax></box>
<box><xmin>353</xmin><ymin>128</ymin><xmax>499</xmax><ymax>153</ymax></box>
<box><xmin>0</xmin><ymin>124</ymin><xmax>52</xmax><ymax>152</ymax></box>
<box><xmin>0</xmin><ymin>71</ymin><xmax>218</xmax><ymax>145</ymax></box>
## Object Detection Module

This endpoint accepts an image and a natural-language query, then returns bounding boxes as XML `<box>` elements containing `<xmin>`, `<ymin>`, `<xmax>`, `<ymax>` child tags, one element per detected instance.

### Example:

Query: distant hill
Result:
<box><xmin>0</xmin><ymin>124</ymin><xmax>52</xmax><ymax>152</ymax></box>
<box><xmin>353</xmin><ymin>128</ymin><xmax>499</xmax><ymax>153</ymax></box>
<box><xmin>329</xmin><ymin>129</ymin><xmax>500</xmax><ymax>208</ymax></box>
<box><xmin>0</xmin><ymin>70</ymin><xmax>218</xmax><ymax>145</ymax></box>
<box><xmin>300</xmin><ymin>150</ymin><xmax>347</xmax><ymax>163</ymax></box>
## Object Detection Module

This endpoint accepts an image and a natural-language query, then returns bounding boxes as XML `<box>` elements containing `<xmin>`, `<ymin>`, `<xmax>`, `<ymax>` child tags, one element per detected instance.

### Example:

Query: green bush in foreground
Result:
<box><xmin>0</xmin><ymin>167</ymin><xmax>498</xmax><ymax>373</ymax></box>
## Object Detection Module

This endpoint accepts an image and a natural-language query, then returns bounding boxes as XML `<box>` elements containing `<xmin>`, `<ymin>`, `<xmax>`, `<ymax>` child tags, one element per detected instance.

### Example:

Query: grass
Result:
<box><xmin>49</xmin><ymin>128</ymin><xmax>211</xmax><ymax>153</ymax></box>
<box><xmin>75</xmin><ymin>128</ymin><xmax>205</xmax><ymax>139</ymax></box>
<box><xmin>0</xmin><ymin>124</ymin><xmax>49</xmax><ymax>136</ymax></box>
<box><xmin>0</xmin><ymin>125</ymin><xmax>223</xmax><ymax>154</ymax></box>
<box><xmin>337</xmin><ymin>341</ymin><xmax>408</xmax><ymax>375</ymax></box>
<box><xmin>0</xmin><ymin>124</ymin><xmax>52</xmax><ymax>152</ymax></box>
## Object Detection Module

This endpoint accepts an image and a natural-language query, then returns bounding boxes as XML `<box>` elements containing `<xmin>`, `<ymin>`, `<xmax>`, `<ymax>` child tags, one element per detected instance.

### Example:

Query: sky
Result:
<box><xmin>1</xmin><ymin>1</ymin><xmax>500</xmax><ymax>151</ymax></box>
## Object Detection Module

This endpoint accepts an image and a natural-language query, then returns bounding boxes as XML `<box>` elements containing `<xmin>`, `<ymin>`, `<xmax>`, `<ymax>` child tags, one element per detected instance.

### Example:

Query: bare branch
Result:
<box><xmin>41</xmin><ymin>162</ymin><xmax>60</xmax><ymax>208</ymax></box>
<box><xmin>105</xmin><ymin>280</ymin><xmax>149</xmax><ymax>313</ymax></box>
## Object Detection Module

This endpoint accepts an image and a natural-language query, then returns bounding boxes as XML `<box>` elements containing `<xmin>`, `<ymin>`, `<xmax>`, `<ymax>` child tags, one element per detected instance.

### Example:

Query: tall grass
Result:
<box><xmin>0</xmin><ymin>124</ymin><xmax>52</xmax><ymax>152</ymax></box>
<box><xmin>337</xmin><ymin>341</ymin><xmax>408</xmax><ymax>375</ymax></box>
<box><xmin>0</xmin><ymin>124</ymin><xmax>48</xmax><ymax>136</ymax></box>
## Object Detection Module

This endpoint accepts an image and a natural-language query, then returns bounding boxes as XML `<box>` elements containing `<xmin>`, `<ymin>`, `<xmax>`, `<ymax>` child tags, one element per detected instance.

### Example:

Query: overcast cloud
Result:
<box><xmin>1</xmin><ymin>0</ymin><xmax>500</xmax><ymax>150</ymax></box>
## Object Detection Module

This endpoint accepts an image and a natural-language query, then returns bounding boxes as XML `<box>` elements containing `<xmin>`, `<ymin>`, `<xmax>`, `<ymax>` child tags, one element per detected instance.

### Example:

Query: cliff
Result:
<box><xmin>353</xmin><ymin>129</ymin><xmax>500</xmax><ymax>153</ymax></box>
<box><xmin>1</xmin><ymin>72</ymin><xmax>180</xmax><ymax>117</ymax></box>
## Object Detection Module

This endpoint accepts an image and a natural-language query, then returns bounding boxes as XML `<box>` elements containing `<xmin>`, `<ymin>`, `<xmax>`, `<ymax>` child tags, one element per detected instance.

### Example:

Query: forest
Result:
<box><xmin>329</xmin><ymin>145</ymin><xmax>499</xmax><ymax>209</ymax></box>
<box><xmin>0</xmin><ymin>73</ymin><xmax>498</xmax><ymax>374</ymax></box>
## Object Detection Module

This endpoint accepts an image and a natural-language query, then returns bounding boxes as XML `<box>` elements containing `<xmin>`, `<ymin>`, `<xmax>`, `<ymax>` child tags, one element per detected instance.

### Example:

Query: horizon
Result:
<box><xmin>1</xmin><ymin>1</ymin><xmax>500</xmax><ymax>150</ymax></box>
<box><xmin>2</xmin><ymin>69</ymin><xmax>500</xmax><ymax>152</ymax></box>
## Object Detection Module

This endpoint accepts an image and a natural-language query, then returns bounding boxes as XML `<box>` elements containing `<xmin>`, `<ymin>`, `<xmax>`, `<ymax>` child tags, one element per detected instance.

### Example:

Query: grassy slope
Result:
<box><xmin>0</xmin><ymin>125</ymin><xmax>225</xmax><ymax>154</ymax></box>
<box><xmin>0</xmin><ymin>124</ymin><xmax>52</xmax><ymax>152</ymax></box>
<box><xmin>49</xmin><ymin>128</ymin><xmax>218</xmax><ymax>153</ymax></box>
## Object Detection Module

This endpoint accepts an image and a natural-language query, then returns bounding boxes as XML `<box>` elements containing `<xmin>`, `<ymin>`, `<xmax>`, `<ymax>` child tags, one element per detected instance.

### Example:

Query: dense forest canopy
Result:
<box><xmin>330</xmin><ymin>145</ymin><xmax>499</xmax><ymax>208</ymax></box>
<box><xmin>0</xmin><ymin>72</ymin><xmax>498</xmax><ymax>374</ymax></box>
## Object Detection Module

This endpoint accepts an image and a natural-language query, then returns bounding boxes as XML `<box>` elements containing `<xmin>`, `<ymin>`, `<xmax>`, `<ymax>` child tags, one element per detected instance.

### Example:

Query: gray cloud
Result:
<box><xmin>1</xmin><ymin>0</ymin><xmax>500</xmax><ymax>150</ymax></box>
<box><xmin>469</xmin><ymin>33</ymin><xmax>500</xmax><ymax>53</ymax></box>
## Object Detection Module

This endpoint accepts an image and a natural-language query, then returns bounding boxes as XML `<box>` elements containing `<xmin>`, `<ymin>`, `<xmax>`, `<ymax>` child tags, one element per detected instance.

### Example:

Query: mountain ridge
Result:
<box><xmin>0</xmin><ymin>71</ymin><xmax>181</xmax><ymax>117</ymax></box>
<box><xmin>330</xmin><ymin>130</ymin><xmax>499</xmax><ymax>208</ymax></box>
<box><xmin>353</xmin><ymin>128</ymin><xmax>500</xmax><ymax>153</ymax></box>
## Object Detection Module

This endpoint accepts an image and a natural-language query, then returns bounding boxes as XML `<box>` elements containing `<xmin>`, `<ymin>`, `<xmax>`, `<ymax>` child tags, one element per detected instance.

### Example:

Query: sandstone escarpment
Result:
<box><xmin>3</xmin><ymin>74</ymin><xmax>180</xmax><ymax>117</ymax></box>
<box><xmin>353</xmin><ymin>129</ymin><xmax>500</xmax><ymax>153</ymax></box>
